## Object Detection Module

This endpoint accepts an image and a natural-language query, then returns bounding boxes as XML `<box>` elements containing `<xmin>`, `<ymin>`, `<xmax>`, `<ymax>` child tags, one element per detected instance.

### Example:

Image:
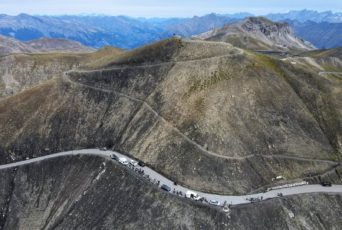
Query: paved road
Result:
<box><xmin>1</xmin><ymin>149</ymin><xmax>341</xmax><ymax>207</ymax></box>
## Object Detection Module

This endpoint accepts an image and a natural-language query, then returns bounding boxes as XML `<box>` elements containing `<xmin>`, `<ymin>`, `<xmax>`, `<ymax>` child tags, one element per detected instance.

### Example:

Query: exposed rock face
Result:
<box><xmin>196</xmin><ymin>17</ymin><xmax>315</xmax><ymax>51</ymax></box>
<box><xmin>0</xmin><ymin>155</ymin><xmax>342</xmax><ymax>230</ymax></box>
<box><xmin>241</xmin><ymin>17</ymin><xmax>292</xmax><ymax>37</ymax></box>
<box><xmin>0</xmin><ymin>39</ymin><xmax>340</xmax><ymax>195</ymax></box>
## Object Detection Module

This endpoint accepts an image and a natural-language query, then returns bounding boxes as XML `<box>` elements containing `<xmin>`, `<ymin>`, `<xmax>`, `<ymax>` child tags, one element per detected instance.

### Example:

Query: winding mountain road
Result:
<box><xmin>1</xmin><ymin>149</ymin><xmax>341</xmax><ymax>207</ymax></box>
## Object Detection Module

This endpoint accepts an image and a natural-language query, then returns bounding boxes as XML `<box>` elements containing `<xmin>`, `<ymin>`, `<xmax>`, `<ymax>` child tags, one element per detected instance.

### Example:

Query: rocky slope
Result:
<box><xmin>0</xmin><ymin>155</ymin><xmax>342</xmax><ymax>230</ymax></box>
<box><xmin>196</xmin><ymin>17</ymin><xmax>315</xmax><ymax>51</ymax></box>
<box><xmin>0</xmin><ymin>35</ymin><xmax>94</xmax><ymax>56</ymax></box>
<box><xmin>0</xmin><ymin>38</ymin><xmax>340</xmax><ymax>195</ymax></box>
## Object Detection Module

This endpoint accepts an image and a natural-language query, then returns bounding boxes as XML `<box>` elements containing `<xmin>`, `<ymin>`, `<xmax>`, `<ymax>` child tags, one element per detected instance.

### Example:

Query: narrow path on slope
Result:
<box><xmin>319</xmin><ymin>71</ymin><xmax>342</xmax><ymax>76</ymax></box>
<box><xmin>63</xmin><ymin>74</ymin><xmax>340</xmax><ymax>165</ymax></box>
<box><xmin>64</xmin><ymin>74</ymin><xmax>253</xmax><ymax>161</ymax></box>
<box><xmin>0</xmin><ymin>149</ymin><xmax>341</xmax><ymax>207</ymax></box>
<box><xmin>71</xmin><ymin>48</ymin><xmax>245</xmax><ymax>73</ymax></box>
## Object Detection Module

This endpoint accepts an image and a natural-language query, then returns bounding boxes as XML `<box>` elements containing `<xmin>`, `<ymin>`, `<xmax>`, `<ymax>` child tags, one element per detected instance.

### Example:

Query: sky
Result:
<box><xmin>0</xmin><ymin>0</ymin><xmax>341</xmax><ymax>17</ymax></box>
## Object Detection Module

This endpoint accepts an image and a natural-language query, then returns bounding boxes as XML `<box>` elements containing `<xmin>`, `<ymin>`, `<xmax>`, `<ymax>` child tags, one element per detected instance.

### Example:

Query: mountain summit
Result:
<box><xmin>196</xmin><ymin>17</ymin><xmax>315</xmax><ymax>51</ymax></box>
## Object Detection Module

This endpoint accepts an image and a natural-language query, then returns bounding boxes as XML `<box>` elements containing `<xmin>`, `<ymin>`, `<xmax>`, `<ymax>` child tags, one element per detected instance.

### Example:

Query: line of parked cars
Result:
<box><xmin>110</xmin><ymin>153</ymin><xmax>145</xmax><ymax>167</ymax></box>
<box><xmin>109</xmin><ymin>150</ymin><xmax>223</xmax><ymax>208</ymax></box>
<box><xmin>186</xmin><ymin>190</ymin><xmax>221</xmax><ymax>206</ymax></box>
<box><xmin>160</xmin><ymin>188</ymin><xmax>221</xmax><ymax>207</ymax></box>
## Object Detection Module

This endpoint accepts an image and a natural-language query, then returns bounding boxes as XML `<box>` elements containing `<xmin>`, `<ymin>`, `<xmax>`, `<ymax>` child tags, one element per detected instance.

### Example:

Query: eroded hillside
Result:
<box><xmin>0</xmin><ymin>38</ymin><xmax>341</xmax><ymax>194</ymax></box>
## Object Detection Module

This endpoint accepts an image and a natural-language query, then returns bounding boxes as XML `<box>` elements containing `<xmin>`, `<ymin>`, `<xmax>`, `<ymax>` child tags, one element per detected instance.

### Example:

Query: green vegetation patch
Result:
<box><xmin>251</xmin><ymin>52</ymin><xmax>287</xmax><ymax>78</ymax></box>
<box><xmin>184</xmin><ymin>67</ymin><xmax>233</xmax><ymax>98</ymax></box>
<box><xmin>224</xmin><ymin>35</ymin><xmax>269</xmax><ymax>51</ymax></box>
<box><xmin>301</xmin><ymin>48</ymin><xmax>342</xmax><ymax>59</ymax></box>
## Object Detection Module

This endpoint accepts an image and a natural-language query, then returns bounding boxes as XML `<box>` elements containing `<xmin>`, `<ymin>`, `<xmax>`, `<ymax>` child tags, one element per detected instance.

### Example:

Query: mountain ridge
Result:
<box><xmin>0</xmin><ymin>35</ymin><xmax>94</xmax><ymax>56</ymax></box>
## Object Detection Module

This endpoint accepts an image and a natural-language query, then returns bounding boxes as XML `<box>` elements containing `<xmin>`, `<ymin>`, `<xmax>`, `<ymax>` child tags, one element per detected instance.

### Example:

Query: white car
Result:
<box><xmin>185</xmin><ymin>191</ymin><xmax>201</xmax><ymax>200</ymax></box>
<box><xmin>119</xmin><ymin>157</ymin><xmax>129</xmax><ymax>165</ymax></box>
<box><xmin>209</xmin><ymin>200</ymin><xmax>220</xmax><ymax>206</ymax></box>
<box><xmin>129</xmin><ymin>160</ymin><xmax>138</xmax><ymax>166</ymax></box>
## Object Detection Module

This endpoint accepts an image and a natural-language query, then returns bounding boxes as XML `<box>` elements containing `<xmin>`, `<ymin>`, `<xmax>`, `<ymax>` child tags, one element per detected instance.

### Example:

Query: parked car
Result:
<box><xmin>119</xmin><ymin>157</ymin><xmax>129</xmax><ymax>165</ymax></box>
<box><xmin>111</xmin><ymin>154</ymin><xmax>118</xmax><ymax>160</ymax></box>
<box><xmin>185</xmin><ymin>191</ymin><xmax>201</xmax><ymax>200</ymax></box>
<box><xmin>138</xmin><ymin>161</ymin><xmax>145</xmax><ymax>167</ymax></box>
<box><xmin>129</xmin><ymin>160</ymin><xmax>138</xmax><ymax>166</ymax></box>
<box><xmin>321</xmin><ymin>181</ymin><xmax>332</xmax><ymax>187</ymax></box>
<box><xmin>272</xmin><ymin>175</ymin><xmax>285</xmax><ymax>181</ymax></box>
<box><xmin>209</xmin><ymin>200</ymin><xmax>220</xmax><ymax>206</ymax></box>
<box><xmin>161</xmin><ymin>184</ymin><xmax>171</xmax><ymax>192</ymax></box>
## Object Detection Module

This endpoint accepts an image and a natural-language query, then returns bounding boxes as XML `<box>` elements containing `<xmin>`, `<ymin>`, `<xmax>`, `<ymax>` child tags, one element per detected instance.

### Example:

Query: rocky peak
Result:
<box><xmin>241</xmin><ymin>17</ymin><xmax>292</xmax><ymax>37</ymax></box>
<box><xmin>197</xmin><ymin>16</ymin><xmax>315</xmax><ymax>51</ymax></box>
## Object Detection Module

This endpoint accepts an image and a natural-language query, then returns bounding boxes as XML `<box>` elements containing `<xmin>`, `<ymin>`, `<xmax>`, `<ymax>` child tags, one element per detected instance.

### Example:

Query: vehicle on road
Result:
<box><xmin>129</xmin><ymin>160</ymin><xmax>138</xmax><ymax>166</ymax></box>
<box><xmin>138</xmin><ymin>161</ymin><xmax>145</xmax><ymax>167</ymax></box>
<box><xmin>111</xmin><ymin>154</ymin><xmax>118</xmax><ymax>160</ymax></box>
<box><xmin>277</xmin><ymin>193</ymin><xmax>283</xmax><ymax>197</ymax></box>
<box><xmin>247</xmin><ymin>197</ymin><xmax>261</xmax><ymax>203</ymax></box>
<box><xmin>119</xmin><ymin>157</ymin><xmax>129</xmax><ymax>165</ymax></box>
<box><xmin>272</xmin><ymin>175</ymin><xmax>285</xmax><ymax>181</ymax></box>
<box><xmin>100</xmin><ymin>147</ymin><xmax>107</xmax><ymax>151</ymax></box>
<box><xmin>186</xmin><ymin>191</ymin><xmax>201</xmax><ymax>200</ymax></box>
<box><xmin>209</xmin><ymin>200</ymin><xmax>220</xmax><ymax>206</ymax></box>
<box><xmin>161</xmin><ymin>184</ymin><xmax>171</xmax><ymax>192</ymax></box>
<box><xmin>321</xmin><ymin>181</ymin><xmax>332</xmax><ymax>187</ymax></box>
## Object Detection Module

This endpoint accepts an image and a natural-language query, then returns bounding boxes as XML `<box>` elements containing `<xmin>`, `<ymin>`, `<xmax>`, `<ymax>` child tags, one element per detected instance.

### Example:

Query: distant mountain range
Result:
<box><xmin>0</xmin><ymin>10</ymin><xmax>340</xmax><ymax>49</ymax></box>
<box><xmin>287</xmin><ymin>20</ymin><xmax>342</xmax><ymax>49</ymax></box>
<box><xmin>267</xmin><ymin>10</ymin><xmax>342</xmax><ymax>23</ymax></box>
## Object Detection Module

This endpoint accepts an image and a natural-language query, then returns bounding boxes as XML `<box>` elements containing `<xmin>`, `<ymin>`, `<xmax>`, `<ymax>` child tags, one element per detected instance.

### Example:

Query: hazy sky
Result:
<box><xmin>1</xmin><ymin>0</ymin><xmax>341</xmax><ymax>17</ymax></box>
